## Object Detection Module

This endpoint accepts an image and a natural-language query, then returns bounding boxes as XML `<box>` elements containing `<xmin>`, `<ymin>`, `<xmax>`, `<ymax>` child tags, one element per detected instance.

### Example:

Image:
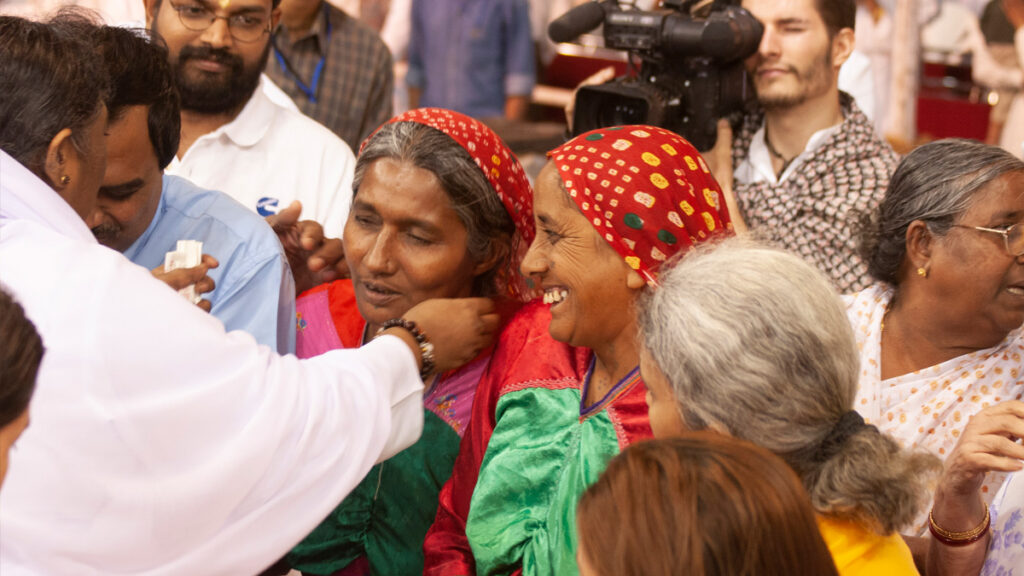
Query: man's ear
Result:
<box><xmin>43</xmin><ymin>128</ymin><xmax>75</xmax><ymax>190</ymax></box>
<box><xmin>270</xmin><ymin>5</ymin><xmax>282</xmax><ymax>29</ymax></box>
<box><xmin>143</xmin><ymin>0</ymin><xmax>160</xmax><ymax>29</ymax></box>
<box><xmin>830</xmin><ymin>27</ymin><xmax>855</xmax><ymax>70</ymax></box>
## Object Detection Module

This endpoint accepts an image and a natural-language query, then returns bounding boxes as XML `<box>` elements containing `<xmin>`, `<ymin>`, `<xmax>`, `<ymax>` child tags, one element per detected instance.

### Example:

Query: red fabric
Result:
<box><xmin>549</xmin><ymin>125</ymin><xmax>733</xmax><ymax>286</ymax></box>
<box><xmin>324</xmin><ymin>280</ymin><xmax>364</xmax><ymax>348</ymax></box>
<box><xmin>605</xmin><ymin>382</ymin><xmax>654</xmax><ymax>451</ymax></box>
<box><xmin>422</xmin><ymin>303</ymin><xmax>594</xmax><ymax>575</ymax></box>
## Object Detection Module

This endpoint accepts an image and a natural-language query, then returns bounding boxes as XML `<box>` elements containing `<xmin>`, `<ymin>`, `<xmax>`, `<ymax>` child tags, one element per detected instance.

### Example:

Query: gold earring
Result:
<box><xmin>59</xmin><ymin>175</ymin><xmax>70</xmax><ymax>185</ymax></box>
<box><xmin>917</xmin><ymin>267</ymin><xmax>928</xmax><ymax>278</ymax></box>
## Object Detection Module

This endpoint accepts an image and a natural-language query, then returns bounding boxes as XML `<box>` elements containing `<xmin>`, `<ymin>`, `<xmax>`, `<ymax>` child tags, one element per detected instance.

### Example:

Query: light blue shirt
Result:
<box><xmin>124</xmin><ymin>175</ymin><xmax>295</xmax><ymax>353</ymax></box>
<box><xmin>406</xmin><ymin>0</ymin><xmax>535</xmax><ymax>119</ymax></box>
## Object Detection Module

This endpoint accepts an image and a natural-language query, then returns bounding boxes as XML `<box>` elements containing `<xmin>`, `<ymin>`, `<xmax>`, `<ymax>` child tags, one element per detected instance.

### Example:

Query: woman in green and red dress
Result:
<box><xmin>284</xmin><ymin>108</ymin><xmax>536</xmax><ymax>575</ymax></box>
<box><xmin>423</xmin><ymin>125</ymin><xmax>734</xmax><ymax>576</ymax></box>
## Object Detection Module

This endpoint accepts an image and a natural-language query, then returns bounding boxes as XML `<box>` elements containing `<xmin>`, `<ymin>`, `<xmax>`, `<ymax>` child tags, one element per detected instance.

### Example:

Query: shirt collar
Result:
<box><xmin>218</xmin><ymin>75</ymin><xmax>278</xmax><ymax>148</ymax></box>
<box><xmin>0</xmin><ymin>150</ymin><xmax>96</xmax><ymax>243</ymax></box>
<box><xmin>273</xmin><ymin>4</ymin><xmax>330</xmax><ymax>50</ymax></box>
<box><xmin>746</xmin><ymin>120</ymin><xmax>844</xmax><ymax>184</ymax></box>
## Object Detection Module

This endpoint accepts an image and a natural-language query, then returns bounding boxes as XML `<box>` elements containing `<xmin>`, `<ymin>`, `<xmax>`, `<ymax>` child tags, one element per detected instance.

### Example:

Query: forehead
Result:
<box><xmin>742</xmin><ymin>0</ymin><xmax>823</xmax><ymax>24</ymax></box>
<box><xmin>961</xmin><ymin>171</ymin><xmax>1024</xmax><ymax>220</ymax></box>
<box><xmin>356</xmin><ymin>158</ymin><xmax>454</xmax><ymax>213</ymax></box>
<box><xmin>535</xmin><ymin>161</ymin><xmax>577</xmax><ymax>210</ymax></box>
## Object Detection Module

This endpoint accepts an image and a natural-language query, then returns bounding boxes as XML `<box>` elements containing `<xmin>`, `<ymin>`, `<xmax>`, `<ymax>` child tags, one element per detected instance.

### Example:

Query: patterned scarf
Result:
<box><xmin>548</xmin><ymin>125</ymin><xmax>734</xmax><ymax>286</ymax></box>
<box><xmin>730</xmin><ymin>94</ymin><xmax>899</xmax><ymax>293</ymax></box>
<box><xmin>366</xmin><ymin>108</ymin><xmax>536</xmax><ymax>300</ymax></box>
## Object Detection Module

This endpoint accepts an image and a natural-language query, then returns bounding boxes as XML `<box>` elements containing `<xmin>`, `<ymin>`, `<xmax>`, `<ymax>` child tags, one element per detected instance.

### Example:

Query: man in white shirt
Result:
<box><xmin>718</xmin><ymin>0</ymin><xmax>899</xmax><ymax>293</ymax></box>
<box><xmin>0</xmin><ymin>14</ymin><xmax>497</xmax><ymax>574</ymax></box>
<box><xmin>146</xmin><ymin>0</ymin><xmax>355</xmax><ymax>238</ymax></box>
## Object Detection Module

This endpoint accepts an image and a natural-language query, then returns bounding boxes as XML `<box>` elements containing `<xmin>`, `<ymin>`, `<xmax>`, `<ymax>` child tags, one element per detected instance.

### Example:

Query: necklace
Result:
<box><xmin>763</xmin><ymin>126</ymin><xmax>795</xmax><ymax>178</ymax></box>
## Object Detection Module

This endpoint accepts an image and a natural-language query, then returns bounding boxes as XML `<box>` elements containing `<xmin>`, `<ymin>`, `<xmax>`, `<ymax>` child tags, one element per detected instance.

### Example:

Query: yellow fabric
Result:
<box><xmin>817</xmin><ymin>517</ymin><xmax>920</xmax><ymax>576</ymax></box>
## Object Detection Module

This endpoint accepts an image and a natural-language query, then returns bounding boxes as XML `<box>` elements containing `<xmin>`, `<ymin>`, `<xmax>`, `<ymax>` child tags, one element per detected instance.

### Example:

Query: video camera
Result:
<box><xmin>549</xmin><ymin>0</ymin><xmax>764</xmax><ymax>150</ymax></box>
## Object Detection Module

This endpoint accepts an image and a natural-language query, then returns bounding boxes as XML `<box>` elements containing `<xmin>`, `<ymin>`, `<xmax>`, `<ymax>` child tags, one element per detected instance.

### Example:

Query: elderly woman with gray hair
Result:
<box><xmin>847</xmin><ymin>139</ymin><xmax>1024</xmax><ymax>529</ymax></box>
<box><xmin>639</xmin><ymin>237</ymin><xmax>940</xmax><ymax>575</ymax></box>
<box><xmin>848</xmin><ymin>139</ymin><xmax>1024</xmax><ymax>573</ymax></box>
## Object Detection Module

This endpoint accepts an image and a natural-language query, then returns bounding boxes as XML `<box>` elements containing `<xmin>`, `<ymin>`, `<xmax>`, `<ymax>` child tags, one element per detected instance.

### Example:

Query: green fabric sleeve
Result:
<box><xmin>466</xmin><ymin>387</ymin><xmax>621</xmax><ymax>576</ymax></box>
<box><xmin>288</xmin><ymin>411</ymin><xmax>461</xmax><ymax>575</ymax></box>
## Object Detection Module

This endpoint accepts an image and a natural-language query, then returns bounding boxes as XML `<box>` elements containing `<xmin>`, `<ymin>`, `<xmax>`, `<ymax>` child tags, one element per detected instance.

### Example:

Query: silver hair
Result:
<box><xmin>859</xmin><ymin>138</ymin><xmax>1024</xmax><ymax>285</ymax></box>
<box><xmin>353</xmin><ymin>121</ymin><xmax>515</xmax><ymax>296</ymax></box>
<box><xmin>639</xmin><ymin>237</ymin><xmax>940</xmax><ymax>533</ymax></box>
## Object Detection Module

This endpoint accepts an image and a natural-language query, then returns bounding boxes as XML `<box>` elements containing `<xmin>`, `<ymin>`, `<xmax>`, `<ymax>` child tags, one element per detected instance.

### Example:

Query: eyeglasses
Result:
<box><xmin>169</xmin><ymin>1</ymin><xmax>271</xmax><ymax>43</ymax></box>
<box><xmin>953</xmin><ymin>223</ymin><xmax>1024</xmax><ymax>257</ymax></box>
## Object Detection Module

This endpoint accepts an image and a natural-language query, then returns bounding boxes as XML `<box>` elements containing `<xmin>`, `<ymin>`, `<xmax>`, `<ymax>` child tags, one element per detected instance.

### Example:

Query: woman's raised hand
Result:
<box><xmin>942</xmin><ymin>401</ymin><xmax>1024</xmax><ymax>498</ymax></box>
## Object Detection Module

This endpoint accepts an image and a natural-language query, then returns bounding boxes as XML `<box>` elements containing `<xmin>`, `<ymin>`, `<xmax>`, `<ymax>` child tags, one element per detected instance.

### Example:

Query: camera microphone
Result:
<box><xmin>548</xmin><ymin>1</ymin><xmax>609</xmax><ymax>44</ymax></box>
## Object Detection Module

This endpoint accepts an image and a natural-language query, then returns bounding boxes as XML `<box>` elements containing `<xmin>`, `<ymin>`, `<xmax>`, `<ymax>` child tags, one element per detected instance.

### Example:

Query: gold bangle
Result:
<box><xmin>928</xmin><ymin>505</ymin><xmax>990</xmax><ymax>546</ymax></box>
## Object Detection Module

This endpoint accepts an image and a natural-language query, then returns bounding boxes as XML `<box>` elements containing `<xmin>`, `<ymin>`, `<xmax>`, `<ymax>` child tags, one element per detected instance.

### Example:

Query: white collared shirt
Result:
<box><xmin>734</xmin><ymin>121</ymin><xmax>843</xmax><ymax>186</ymax></box>
<box><xmin>0</xmin><ymin>150</ymin><xmax>421</xmax><ymax>575</ymax></box>
<box><xmin>166</xmin><ymin>75</ymin><xmax>355</xmax><ymax>238</ymax></box>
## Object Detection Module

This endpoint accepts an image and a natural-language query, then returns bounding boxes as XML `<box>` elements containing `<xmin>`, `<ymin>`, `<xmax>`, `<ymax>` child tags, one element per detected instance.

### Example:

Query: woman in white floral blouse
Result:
<box><xmin>849</xmin><ymin>138</ymin><xmax>1024</xmax><ymax>548</ymax></box>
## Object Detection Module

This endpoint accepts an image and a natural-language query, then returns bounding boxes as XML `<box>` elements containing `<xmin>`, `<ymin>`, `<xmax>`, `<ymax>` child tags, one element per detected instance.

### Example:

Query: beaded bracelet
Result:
<box><xmin>377</xmin><ymin>318</ymin><xmax>435</xmax><ymax>379</ymax></box>
<box><xmin>928</xmin><ymin>505</ymin><xmax>991</xmax><ymax>546</ymax></box>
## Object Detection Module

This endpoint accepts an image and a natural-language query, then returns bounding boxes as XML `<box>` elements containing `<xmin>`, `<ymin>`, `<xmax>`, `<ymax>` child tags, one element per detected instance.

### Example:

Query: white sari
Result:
<box><xmin>846</xmin><ymin>284</ymin><xmax>1024</xmax><ymax>534</ymax></box>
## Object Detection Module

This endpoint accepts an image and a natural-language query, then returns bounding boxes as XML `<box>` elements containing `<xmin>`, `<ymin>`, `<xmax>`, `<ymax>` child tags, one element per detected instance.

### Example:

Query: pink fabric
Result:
<box><xmin>295</xmin><ymin>289</ymin><xmax>343</xmax><ymax>359</ymax></box>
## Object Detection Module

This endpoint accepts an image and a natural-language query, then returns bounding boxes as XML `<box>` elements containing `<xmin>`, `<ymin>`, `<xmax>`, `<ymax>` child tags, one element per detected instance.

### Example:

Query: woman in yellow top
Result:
<box><xmin>639</xmin><ymin>238</ymin><xmax>940</xmax><ymax>575</ymax></box>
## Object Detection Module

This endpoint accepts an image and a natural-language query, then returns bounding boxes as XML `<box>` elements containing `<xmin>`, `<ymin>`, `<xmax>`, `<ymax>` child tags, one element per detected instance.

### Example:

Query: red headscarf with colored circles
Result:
<box><xmin>363</xmin><ymin>108</ymin><xmax>536</xmax><ymax>300</ymax></box>
<box><xmin>548</xmin><ymin>125</ymin><xmax>733</xmax><ymax>286</ymax></box>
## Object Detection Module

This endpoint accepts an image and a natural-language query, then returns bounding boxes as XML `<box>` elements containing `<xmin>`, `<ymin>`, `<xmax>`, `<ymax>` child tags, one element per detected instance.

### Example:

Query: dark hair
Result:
<box><xmin>859</xmin><ymin>139</ymin><xmax>1024</xmax><ymax>286</ymax></box>
<box><xmin>94</xmin><ymin>26</ymin><xmax>181</xmax><ymax>170</ymax></box>
<box><xmin>0</xmin><ymin>10</ymin><xmax>110</xmax><ymax>181</ymax></box>
<box><xmin>0</xmin><ymin>288</ymin><xmax>43</xmax><ymax>428</ymax></box>
<box><xmin>353</xmin><ymin>122</ymin><xmax>515</xmax><ymax>297</ymax></box>
<box><xmin>815</xmin><ymin>0</ymin><xmax>856</xmax><ymax>36</ymax></box>
<box><xmin>577</xmin><ymin>433</ymin><xmax>840</xmax><ymax>576</ymax></box>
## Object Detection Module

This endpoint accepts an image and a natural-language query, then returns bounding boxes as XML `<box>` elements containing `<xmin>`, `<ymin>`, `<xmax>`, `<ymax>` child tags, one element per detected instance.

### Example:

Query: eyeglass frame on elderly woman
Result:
<box><xmin>168</xmin><ymin>0</ymin><xmax>272</xmax><ymax>43</ymax></box>
<box><xmin>952</xmin><ymin>223</ymin><xmax>1024</xmax><ymax>257</ymax></box>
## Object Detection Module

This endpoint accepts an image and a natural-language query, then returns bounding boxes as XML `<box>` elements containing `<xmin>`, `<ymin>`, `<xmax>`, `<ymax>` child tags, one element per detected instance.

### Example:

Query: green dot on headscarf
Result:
<box><xmin>585</xmin><ymin>133</ymin><xmax>604</xmax><ymax>141</ymax></box>
<box><xmin>657</xmin><ymin>229</ymin><xmax>678</xmax><ymax>245</ymax></box>
<box><xmin>623</xmin><ymin>213</ymin><xmax>644</xmax><ymax>229</ymax></box>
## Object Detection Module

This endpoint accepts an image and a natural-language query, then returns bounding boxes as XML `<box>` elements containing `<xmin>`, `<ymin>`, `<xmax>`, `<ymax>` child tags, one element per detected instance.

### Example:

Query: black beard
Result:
<box><xmin>152</xmin><ymin>21</ymin><xmax>270</xmax><ymax>115</ymax></box>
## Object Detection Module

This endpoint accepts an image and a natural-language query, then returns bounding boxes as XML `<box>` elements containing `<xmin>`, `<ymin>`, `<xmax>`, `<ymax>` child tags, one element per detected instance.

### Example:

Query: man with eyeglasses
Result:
<box><xmin>144</xmin><ymin>0</ymin><xmax>356</xmax><ymax>240</ymax></box>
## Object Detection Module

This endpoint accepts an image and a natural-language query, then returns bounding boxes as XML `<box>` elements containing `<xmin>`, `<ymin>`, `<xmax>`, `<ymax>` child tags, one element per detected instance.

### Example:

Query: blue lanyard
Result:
<box><xmin>272</xmin><ymin>3</ymin><xmax>331</xmax><ymax>104</ymax></box>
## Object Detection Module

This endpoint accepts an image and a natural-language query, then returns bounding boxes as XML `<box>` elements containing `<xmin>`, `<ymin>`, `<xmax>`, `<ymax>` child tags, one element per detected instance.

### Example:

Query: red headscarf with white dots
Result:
<box><xmin>548</xmin><ymin>125</ymin><xmax>733</xmax><ymax>286</ymax></box>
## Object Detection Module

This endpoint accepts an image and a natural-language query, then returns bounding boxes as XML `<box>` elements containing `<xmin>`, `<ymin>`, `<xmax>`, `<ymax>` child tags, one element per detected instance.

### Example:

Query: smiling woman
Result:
<box><xmin>283</xmin><ymin>108</ymin><xmax>534</xmax><ymax>576</ymax></box>
<box><xmin>424</xmin><ymin>125</ymin><xmax>734</xmax><ymax>576</ymax></box>
<box><xmin>850</xmin><ymin>138</ymin><xmax>1024</xmax><ymax>535</ymax></box>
